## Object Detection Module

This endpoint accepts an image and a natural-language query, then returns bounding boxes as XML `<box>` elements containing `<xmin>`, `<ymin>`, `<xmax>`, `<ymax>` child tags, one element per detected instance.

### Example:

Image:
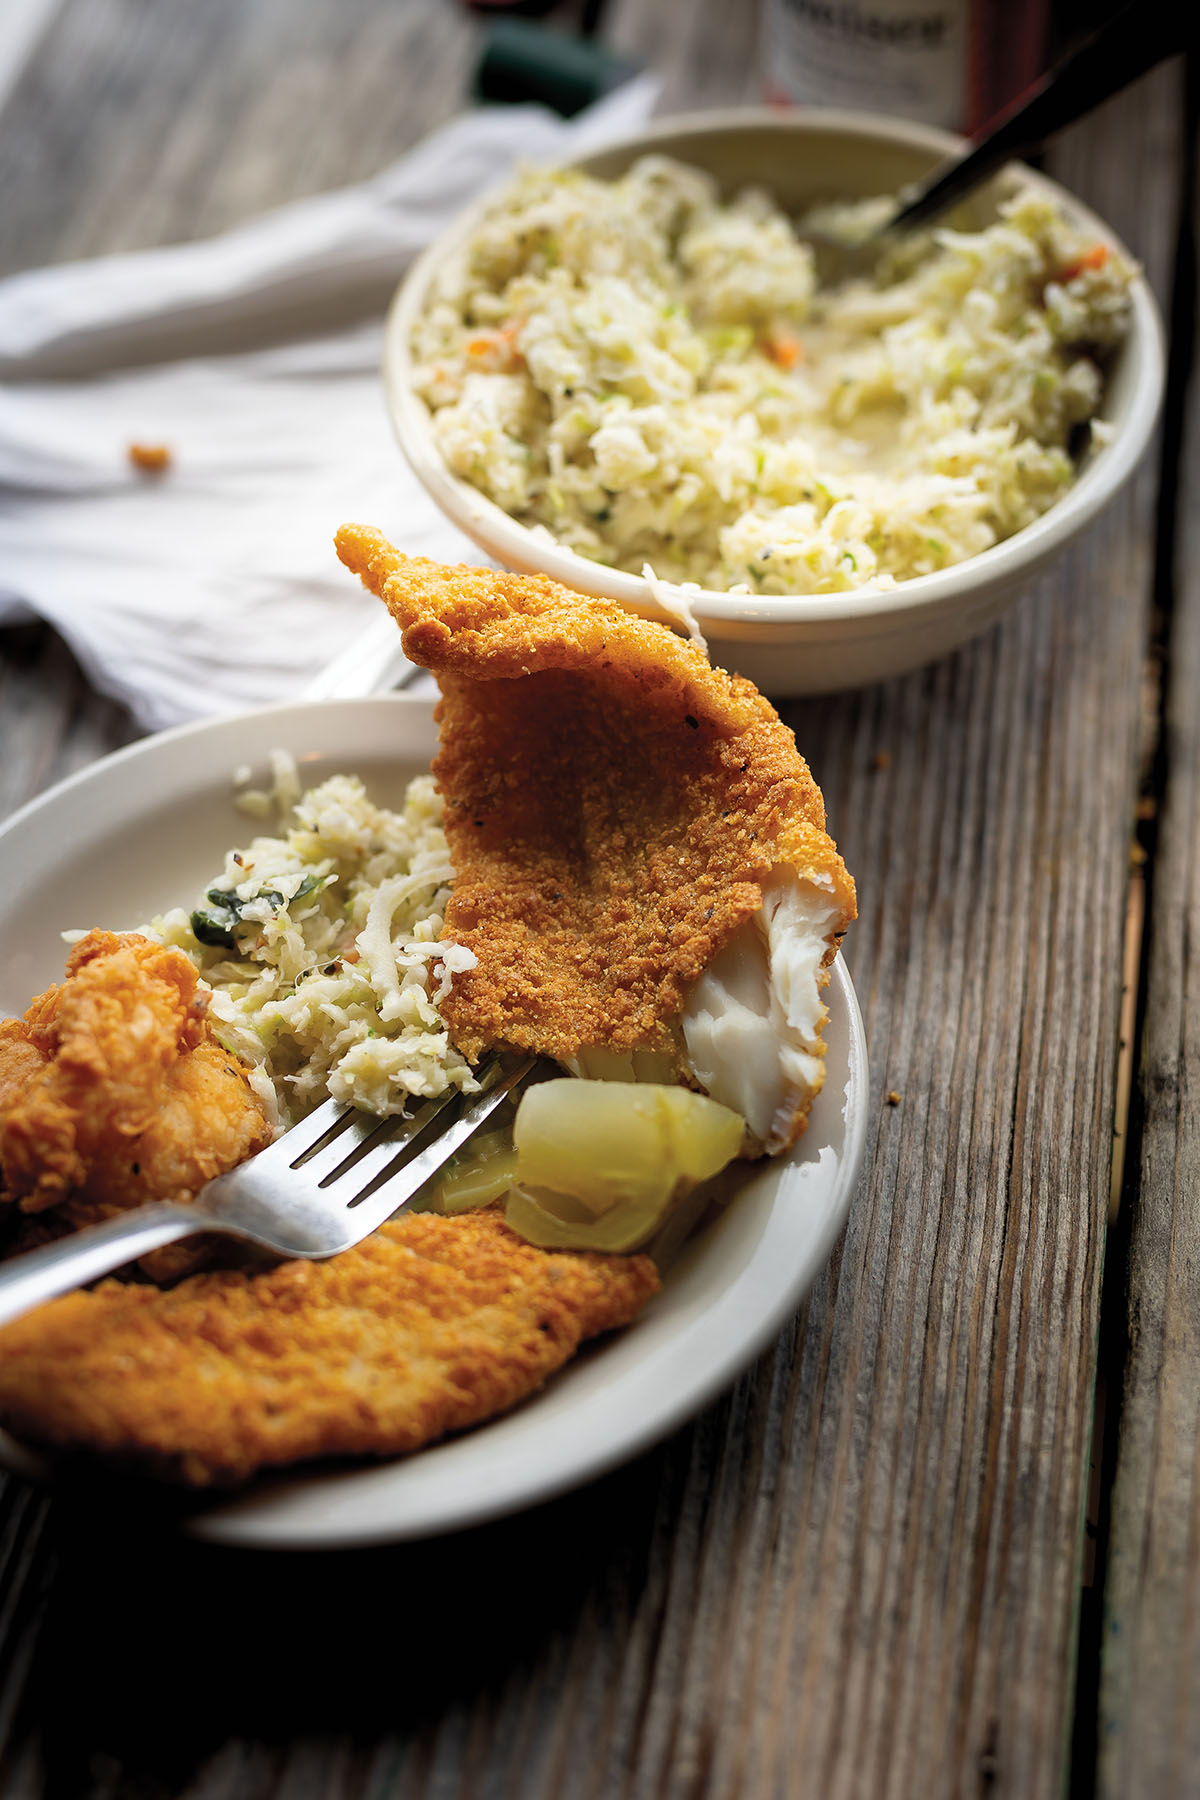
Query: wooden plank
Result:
<box><xmin>0</xmin><ymin>0</ymin><xmax>477</xmax><ymax>275</ymax></box>
<box><xmin>0</xmin><ymin>0</ymin><xmax>60</xmax><ymax>116</ymax></box>
<box><xmin>0</xmin><ymin>627</ymin><xmax>136</xmax><ymax>824</ymax></box>
<box><xmin>1097</xmin><ymin>62</ymin><xmax>1200</xmax><ymax>1799</ymax></box>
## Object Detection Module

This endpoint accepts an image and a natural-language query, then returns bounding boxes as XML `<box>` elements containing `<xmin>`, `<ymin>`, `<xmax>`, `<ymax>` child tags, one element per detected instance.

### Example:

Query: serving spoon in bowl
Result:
<box><xmin>809</xmin><ymin>0</ymin><xmax>1186</xmax><ymax>255</ymax></box>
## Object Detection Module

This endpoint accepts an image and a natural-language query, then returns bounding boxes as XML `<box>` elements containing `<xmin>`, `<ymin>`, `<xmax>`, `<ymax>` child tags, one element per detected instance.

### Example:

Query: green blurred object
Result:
<box><xmin>473</xmin><ymin>18</ymin><xmax>640</xmax><ymax>117</ymax></box>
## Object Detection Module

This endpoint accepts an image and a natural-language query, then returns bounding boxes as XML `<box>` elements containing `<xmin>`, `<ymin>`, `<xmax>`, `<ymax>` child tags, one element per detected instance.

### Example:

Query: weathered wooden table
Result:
<box><xmin>0</xmin><ymin>3</ymin><xmax>1196</xmax><ymax>1795</ymax></box>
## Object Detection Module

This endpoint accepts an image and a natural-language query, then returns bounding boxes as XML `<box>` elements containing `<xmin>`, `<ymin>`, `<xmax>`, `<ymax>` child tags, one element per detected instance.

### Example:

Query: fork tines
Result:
<box><xmin>275</xmin><ymin>1053</ymin><xmax>533</xmax><ymax>1216</ymax></box>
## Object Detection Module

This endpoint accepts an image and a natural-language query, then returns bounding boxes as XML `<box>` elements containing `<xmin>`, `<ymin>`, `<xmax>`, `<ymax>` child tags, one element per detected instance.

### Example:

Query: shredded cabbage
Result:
<box><xmin>412</xmin><ymin>157</ymin><xmax>1135</xmax><ymax>595</ymax></box>
<box><xmin>138</xmin><ymin>756</ymin><xmax>477</xmax><ymax>1130</ymax></box>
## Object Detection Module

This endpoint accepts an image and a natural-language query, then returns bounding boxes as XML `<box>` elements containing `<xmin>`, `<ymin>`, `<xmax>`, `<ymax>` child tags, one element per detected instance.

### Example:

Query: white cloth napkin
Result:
<box><xmin>0</xmin><ymin>75</ymin><xmax>658</xmax><ymax>730</ymax></box>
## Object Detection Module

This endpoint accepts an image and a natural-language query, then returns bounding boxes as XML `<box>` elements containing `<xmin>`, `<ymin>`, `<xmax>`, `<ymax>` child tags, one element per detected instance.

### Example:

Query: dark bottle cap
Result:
<box><xmin>473</xmin><ymin>18</ymin><xmax>641</xmax><ymax>117</ymax></box>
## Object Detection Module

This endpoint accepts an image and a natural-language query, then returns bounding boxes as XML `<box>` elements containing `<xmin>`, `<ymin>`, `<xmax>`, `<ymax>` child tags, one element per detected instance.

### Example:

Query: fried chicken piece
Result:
<box><xmin>0</xmin><ymin>930</ymin><xmax>273</xmax><ymax>1239</ymax></box>
<box><xmin>0</xmin><ymin>1206</ymin><xmax>659</xmax><ymax>1485</ymax></box>
<box><xmin>334</xmin><ymin>525</ymin><xmax>856</xmax><ymax>1150</ymax></box>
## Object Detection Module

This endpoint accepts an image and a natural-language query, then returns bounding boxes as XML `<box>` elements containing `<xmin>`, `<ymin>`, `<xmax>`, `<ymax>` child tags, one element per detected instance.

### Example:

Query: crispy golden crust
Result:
<box><xmin>334</xmin><ymin>525</ymin><xmax>856</xmax><ymax>1064</ymax></box>
<box><xmin>0</xmin><ymin>1207</ymin><xmax>660</xmax><ymax>1486</ymax></box>
<box><xmin>0</xmin><ymin>930</ymin><xmax>273</xmax><ymax>1231</ymax></box>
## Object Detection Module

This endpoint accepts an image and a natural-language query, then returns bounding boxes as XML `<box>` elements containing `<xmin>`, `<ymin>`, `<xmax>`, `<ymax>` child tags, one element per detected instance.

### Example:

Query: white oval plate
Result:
<box><xmin>0</xmin><ymin>695</ymin><xmax>868</xmax><ymax>1548</ymax></box>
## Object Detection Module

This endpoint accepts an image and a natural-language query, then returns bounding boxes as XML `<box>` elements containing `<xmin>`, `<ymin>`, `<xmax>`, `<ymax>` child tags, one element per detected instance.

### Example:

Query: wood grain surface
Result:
<box><xmin>0</xmin><ymin>3</ymin><xmax>1194</xmax><ymax>1797</ymax></box>
<box><xmin>1096</xmin><ymin>59</ymin><xmax>1200</xmax><ymax>1800</ymax></box>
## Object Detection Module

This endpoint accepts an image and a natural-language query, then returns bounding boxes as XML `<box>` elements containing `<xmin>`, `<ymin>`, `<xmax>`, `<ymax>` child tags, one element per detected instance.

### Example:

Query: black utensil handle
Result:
<box><xmin>893</xmin><ymin>0</ymin><xmax>1189</xmax><ymax>233</ymax></box>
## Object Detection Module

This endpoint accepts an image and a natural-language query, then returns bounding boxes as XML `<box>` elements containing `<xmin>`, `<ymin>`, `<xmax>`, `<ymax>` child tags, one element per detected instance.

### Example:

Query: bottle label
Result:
<box><xmin>763</xmin><ymin>0</ymin><xmax>969</xmax><ymax>130</ymax></box>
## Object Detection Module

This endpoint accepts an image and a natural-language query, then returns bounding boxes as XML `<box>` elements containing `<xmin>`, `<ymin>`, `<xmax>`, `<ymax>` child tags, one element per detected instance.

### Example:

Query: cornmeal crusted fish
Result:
<box><xmin>335</xmin><ymin>526</ymin><xmax>856</xmax><ymax>1152</ymax></box>
<box><xmin>0</xmin><ymin>1207</ymin><xmax>658</xmax><ymax>1486</ymax></box>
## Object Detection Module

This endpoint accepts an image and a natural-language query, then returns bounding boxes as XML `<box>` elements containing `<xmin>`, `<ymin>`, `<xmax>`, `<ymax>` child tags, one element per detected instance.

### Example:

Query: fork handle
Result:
<box><xmin>0</xmin><ymin>1203</ymin><xmax>201</xmax><ymax>1333</ymax></box>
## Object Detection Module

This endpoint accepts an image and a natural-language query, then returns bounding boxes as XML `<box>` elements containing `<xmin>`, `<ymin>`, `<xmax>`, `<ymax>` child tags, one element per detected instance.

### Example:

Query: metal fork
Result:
<box><xmin>0</xmin><ymin>1053</ymin><xmax>535</xmax><ymax>1332</ymax></box>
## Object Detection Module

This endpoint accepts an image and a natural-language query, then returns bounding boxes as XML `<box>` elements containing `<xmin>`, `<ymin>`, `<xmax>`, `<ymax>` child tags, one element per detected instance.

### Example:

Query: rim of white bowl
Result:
<box><xmin>384</xmin><ymin>105</ymin><xmax>1165</xmax><ymax>635</ymax></box>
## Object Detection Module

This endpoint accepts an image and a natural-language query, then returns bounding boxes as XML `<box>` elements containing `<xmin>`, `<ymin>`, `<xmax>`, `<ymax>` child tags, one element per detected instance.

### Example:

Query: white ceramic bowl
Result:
<box><xmin>384</xmin><ymin>107</ymin><xmax>1164</xmax><ymax>695</ymax></box>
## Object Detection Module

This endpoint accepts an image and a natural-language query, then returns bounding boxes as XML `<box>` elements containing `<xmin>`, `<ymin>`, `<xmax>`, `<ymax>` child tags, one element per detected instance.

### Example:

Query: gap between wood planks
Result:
<box><xmin>1068</xmin><ymin>48</ymin><xmax>1199</xmax><ymax>1798</ymax></box>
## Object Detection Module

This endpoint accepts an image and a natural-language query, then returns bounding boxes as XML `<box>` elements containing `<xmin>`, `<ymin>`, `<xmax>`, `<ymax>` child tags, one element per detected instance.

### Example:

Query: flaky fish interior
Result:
<box><xmin>335</xmin><ymin>526</ymin><xmax>856</xmax><ymax>1152</ymax></box>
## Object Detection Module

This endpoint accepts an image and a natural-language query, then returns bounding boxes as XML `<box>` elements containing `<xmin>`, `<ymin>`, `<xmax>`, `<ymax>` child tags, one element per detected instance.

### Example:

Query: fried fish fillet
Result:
<box><xmin>334</xmin><ymin>525</ymin><xmax>856</xmax><ymax>1151</ymax></box>
<box><xmin>0</xmin><ymin>1206</ymin><xmax>659</xmax><ymax>1485</ymax></box>
<box><xmin>0</xmin><ymin>929</ymin><xmax>272</xmax><ymax>1240</ymax></box>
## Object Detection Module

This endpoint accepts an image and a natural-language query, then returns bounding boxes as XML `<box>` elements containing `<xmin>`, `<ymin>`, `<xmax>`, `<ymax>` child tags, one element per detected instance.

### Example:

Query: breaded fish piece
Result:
<box><xmin>0</xmin><ymin>1207</ymin><xmax>660</xmax><ymax>1486</ymax></box>
<box><xmin>0</xmin><ymin>930</ymin><xmax>273</xmax><ymax>1237</ymax></box>
<box><xmin>335</xmin><ymin>525</ymin><xmax>856</xmax><ymax>1150</ymax></box>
